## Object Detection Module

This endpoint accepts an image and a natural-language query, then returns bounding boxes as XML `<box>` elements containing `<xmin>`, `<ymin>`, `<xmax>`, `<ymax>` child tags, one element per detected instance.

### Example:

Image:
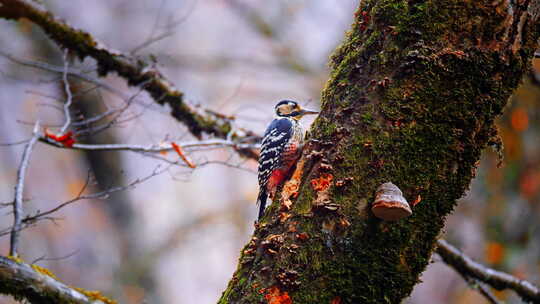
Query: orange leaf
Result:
<box><xmin>520</xmin><ymin>171</ymin><xmax>540</xmax><ymax>199</ymax></box>
<box><xmin>171</xmin><ymin>142</ymin><xmax>196</xmax><ymax>168</ymax></box>
<box><xmin>331</xmin><ymin>296</ymin><xmax>341</xmax><ymax>304</ymax></box>
<box><xmin>45</xmin><ymin>130</ymin><xmax>76</xmax><ymax>147</ymax></box>
<box><xmin>511</xmin><ymin>108</ymin><xmax>528</xmax><ymax>132</ymax></box>
<box><xmin>486</xmin><ymin>242</ymin><xmax>505</xmax><ymax>264</ymax></box>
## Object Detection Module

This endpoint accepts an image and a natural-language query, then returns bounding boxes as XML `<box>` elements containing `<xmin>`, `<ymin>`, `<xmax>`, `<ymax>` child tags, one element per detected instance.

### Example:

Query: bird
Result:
<box><xmin>257</xmin><ymin>100</ymin><xmax>319</xmax><ymax>220</ymax></box>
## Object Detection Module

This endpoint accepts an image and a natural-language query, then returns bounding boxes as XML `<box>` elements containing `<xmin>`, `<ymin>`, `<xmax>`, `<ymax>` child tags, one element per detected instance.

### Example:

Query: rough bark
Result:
<box><xmin>220</xmin><ymin>1</ymin><xmax>540</xmax><ymax>303</ymax></box>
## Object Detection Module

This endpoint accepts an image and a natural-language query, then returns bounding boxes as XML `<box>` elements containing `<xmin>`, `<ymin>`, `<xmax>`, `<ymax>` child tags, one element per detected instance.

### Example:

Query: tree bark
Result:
<box><xmin>220</xmin><ymin>1</ymin><xmax>540</xmax><ymax>303</ymax></box>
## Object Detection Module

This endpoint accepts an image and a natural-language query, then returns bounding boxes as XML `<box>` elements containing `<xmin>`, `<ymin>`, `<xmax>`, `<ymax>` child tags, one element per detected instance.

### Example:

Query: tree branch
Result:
<box><xmin>437</xmin><ymin>239</ymin><xmax>540</xmax><ymax>303</ymax></box>
<box><xmin>18</xmin><ymin>165</ymin><xmax>167</xmax><ymax>227</ymax></box>
<box><xmin>0</xmin><ymin>256</ymin><xmax>112</xmax><ymax>304</ymax></box>
<box><xmin>0</xmin><ymin>0</ymin><xmax>260</xmax><ymax>159</ymax></box>
<box><xmin>39</xmin><ymin>135</ymin><xmax>256</xmax><ymax>152</ymax></box>
<box><xmin>9</xmin><ymin>122</ymin><xmax>39</xmax><ymax>257</ymax></box>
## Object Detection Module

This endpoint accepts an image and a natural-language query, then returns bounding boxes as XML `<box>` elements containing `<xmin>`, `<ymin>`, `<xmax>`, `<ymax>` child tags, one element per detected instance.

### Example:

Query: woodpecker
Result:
<box><xmin>257</xmin><ymin>100</ymin><xmax>319</xmax><ymax>220</ymax></box>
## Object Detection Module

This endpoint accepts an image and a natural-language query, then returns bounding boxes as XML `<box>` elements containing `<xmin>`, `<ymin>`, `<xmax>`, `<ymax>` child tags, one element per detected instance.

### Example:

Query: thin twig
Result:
<box><xmin>130</xmin><ymin>0</ymin><xmax>197</xmax><ymax>54</ymax></box>
<box><xmin>21</xmin><ymin>165</ymin><xmax>166</xmax><ymax>225</ymax></box>
<box><xmin>9</xmin><ymin>122</ymin><xmax>40</xmax><ymax>256</ymax></box>
<box><xmin>469</xmin><ymin>278</ymin><xmax>503</xmax><ymax>304</ymax></box>
<box><xmin>59</xmin><ymin>49</ymin><xmax>73</xmax><ymax>134</ymax></box>
<box><xmin>0</xmin><ymin>138</ymin><xmax>30</xmax><ymax>146</ymax></box>
<box><xmin>454</xmin><ymin>265</ymin><xmax>503</xmax><ymax>304</ymax></box>
<box><xmin>437</xmin><ymin>239</ymin><xmax>540</xmax><ymax>303</ymax></box>
<box><xmin>0</xmin><ymin>50</ymin><xmax>129</xmax><ymax>99</ymax></box>
<box><xmin>31</xmin><ymin>249</ymin><xmax>80</xmax><ymax>264</ymax></box>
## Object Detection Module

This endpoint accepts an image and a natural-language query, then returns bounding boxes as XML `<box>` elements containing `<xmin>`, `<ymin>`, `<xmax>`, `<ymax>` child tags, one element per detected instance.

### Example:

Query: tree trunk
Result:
<box><xmin>220</xmin><ymin>1</ymin><xmax>540</xmax><ymax>303</ymax></box>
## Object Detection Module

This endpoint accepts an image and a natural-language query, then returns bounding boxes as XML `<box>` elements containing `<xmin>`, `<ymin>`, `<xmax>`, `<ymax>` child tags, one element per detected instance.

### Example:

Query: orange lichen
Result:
<box><xmin>264</xmin><ymin>286</ymin><xmax>293</xmax><ymax>304</ymax></box>
<box><xmin>279</xmin><ymin>212</ymin><xmax>292</xmax><ymax>223</ymax></box>
<box><xmin>310</xmin><ymin>173</ymin><xmax>333</xmax><ymax>192</ymax></box>
<box><xmin>287</xmin><ymin>222</ymin><xmax>298</xmax><ymax>233</ymax></box>
<box><xmin>73</xmin><ymin>287</ymin><xmax>118</xmax><ymax>304</ymax></box>
<box><xmin>338</xmin><ymin>218</ymin><xmax>351</xmax><ymax>228</ymax></box>
<box><xmin>281</xmin><ymin>198</ymin><xmax>293</xmax><ymax>211</ymax></box>
<box><xmin>412</xmin><ymin>194</ymin><xmax>422</xmax><ymax>206</ymax></box>
<box><xmin>31</xmin><ymin>264</ymin><xmax>59</xmax><ymax>280</ymax></box>
<box><xmin>6</xmin><ymin>255</ymin><xmax>23</xmax><ymax>264</ymax></box>
<box><xmin>280</xmin><ymin>158</ymin><xmax>306</xmax><ymax>208</ymax></box>
<box><xmin>296</xmin><ymin>232</ymin><xmax>309</xmax><ymax>241</ymax></box>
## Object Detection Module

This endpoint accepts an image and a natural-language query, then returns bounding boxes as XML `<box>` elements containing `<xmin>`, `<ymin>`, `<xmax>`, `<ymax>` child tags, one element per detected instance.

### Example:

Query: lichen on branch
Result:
<box><xmin>0</xmin><ymin>256</ymin><xmax>115</xmax><ymax>304</ymax></box>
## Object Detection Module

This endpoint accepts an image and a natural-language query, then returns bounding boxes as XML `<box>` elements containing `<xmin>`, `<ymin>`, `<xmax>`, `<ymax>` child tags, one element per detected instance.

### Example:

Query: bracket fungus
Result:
<box><xmin>371</xmin><ymin>182</ymin><xmax>412</xmax><ymax>221</ymax></box>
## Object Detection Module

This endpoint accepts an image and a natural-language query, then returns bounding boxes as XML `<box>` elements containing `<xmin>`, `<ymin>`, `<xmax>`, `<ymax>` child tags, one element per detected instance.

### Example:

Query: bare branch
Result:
<box><xmin>0</xmin><ymin>0</ymin><xmax>261</xmax><ymax>159</ymax></box>
<box><xmin>31</xmin><ymin>249</ymin><xmax>80</xmax><ymax>265</ymax></box>
<box><xmin>39</xmin><ymin>135</ymin><xmax>258</xmax><ymax>154</ymax></box>
<box><xmin>22</xmin><ymin>165</ymin><xmax>167</xmax><ymax>225</ymax></box>
<box><xmin>130</xmin><ymin>30</ymin><xmax>177</xmax><ymax>55</ymax></box>
<box><xmin>9</xmin><ymin>122</ymin><xmax>40</xmax><ymax>257</ymax></box>
<box><xmin>129</xmin><ymin>0</ymin><xmax>197</xmax><ymax>54</ymax></box>
<box><xmin>0</xmin><ymin>256</ymin><xmax>112</xmax><ymax>304</ymax></box>
<box><xmin>0</xmin><ymin>138</ymin><xmax>30</xmax><ymax>146</ymax></box>
<box><xmin>437</xmin><ymin>239</ymin><xmax>540</xmax><ymax>303</ymax></box>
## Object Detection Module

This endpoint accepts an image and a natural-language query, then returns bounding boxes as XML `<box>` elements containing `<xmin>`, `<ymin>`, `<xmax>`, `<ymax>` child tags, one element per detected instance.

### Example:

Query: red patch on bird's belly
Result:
<box><xmin>267</xmin><ymin>169</ymin><xmax>287</xmax><ymax>193</ymax></box>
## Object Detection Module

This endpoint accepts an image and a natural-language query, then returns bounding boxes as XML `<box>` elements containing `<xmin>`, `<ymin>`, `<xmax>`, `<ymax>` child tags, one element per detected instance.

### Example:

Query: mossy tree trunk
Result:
<box><xmin>220</xmin><ymin>1</ymin><xmax>540</xmax><ymax>303</ymax></box>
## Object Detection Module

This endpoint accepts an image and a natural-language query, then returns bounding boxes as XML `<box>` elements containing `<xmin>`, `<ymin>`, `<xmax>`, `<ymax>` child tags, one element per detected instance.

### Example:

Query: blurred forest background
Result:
<box><xmin>0</xmin><ymin>1</ymin><xmax>538</xmax><ymax>303</ymax></box>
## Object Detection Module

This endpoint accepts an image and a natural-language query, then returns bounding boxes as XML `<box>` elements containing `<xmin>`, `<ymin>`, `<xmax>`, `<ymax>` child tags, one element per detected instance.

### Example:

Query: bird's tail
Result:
<box><xmin>257</xmin><ymin>189</ymin><xmax>268</xmax><ymax>220</ymax></box>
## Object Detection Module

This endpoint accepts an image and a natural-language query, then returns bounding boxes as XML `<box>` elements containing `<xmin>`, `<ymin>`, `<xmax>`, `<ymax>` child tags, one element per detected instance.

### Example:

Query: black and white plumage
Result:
<box><xmin>256</xmin><ymin>100</ymin><xmax>318</xmax><ymax>220</ymax></box>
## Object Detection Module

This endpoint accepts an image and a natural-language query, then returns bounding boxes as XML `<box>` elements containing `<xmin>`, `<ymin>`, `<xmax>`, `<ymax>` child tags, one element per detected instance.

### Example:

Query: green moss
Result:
<box><xmin>219</xmin><ymin>0</ymin><xmax>539</xmax><ymax>302</ymax></box>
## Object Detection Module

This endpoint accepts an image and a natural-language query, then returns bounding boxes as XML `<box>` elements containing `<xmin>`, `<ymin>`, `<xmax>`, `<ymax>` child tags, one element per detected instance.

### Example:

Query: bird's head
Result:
<box><xmin>275</xmin><ymin>100</ymin><xmax>318</xmax><ymax>120</ymax></box>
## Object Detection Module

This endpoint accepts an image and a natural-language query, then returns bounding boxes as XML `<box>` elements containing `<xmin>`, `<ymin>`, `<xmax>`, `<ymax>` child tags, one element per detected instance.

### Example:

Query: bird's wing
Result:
<box><xmin>257</xmin><ymin>118</ymin><xmax>293</xmax><ymax>187</ymax></box>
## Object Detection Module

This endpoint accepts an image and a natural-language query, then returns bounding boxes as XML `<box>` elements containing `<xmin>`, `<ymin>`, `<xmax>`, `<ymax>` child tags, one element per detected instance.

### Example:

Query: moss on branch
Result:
<box><xmin>0</xmin><ymin>0</ymin><xmax>259</xmax><ymax>159</ymax></box>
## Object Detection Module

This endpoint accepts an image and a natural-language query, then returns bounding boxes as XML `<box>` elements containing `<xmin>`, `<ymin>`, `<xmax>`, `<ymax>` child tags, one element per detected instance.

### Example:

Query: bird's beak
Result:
<box><xmin>299</xmin><ymin>109</ymin><xmax>319</xmax><ymax>116</ymax></box>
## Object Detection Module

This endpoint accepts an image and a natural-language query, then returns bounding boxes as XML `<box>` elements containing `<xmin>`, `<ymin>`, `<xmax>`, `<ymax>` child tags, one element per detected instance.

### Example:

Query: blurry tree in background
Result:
<box><xmin>0</xmin><ymin>0</ymin><xmax>539</xmax><ymax>303</ymax></box>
